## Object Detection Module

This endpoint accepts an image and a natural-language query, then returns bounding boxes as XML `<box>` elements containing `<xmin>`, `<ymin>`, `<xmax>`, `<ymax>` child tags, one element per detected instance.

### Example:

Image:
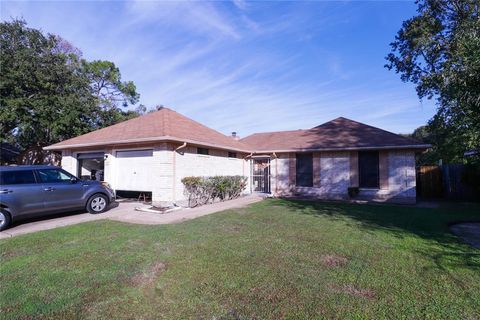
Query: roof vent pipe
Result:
<box><xmin>231</xmin><ymin>132</ymin><xmax>240</xmax><ymax>140</ymax></box>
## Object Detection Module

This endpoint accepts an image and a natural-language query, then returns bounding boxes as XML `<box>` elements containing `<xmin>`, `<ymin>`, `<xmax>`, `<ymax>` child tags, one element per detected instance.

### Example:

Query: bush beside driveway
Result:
<box><xmin>1</xmin><ymin>199</ymin><xmax>479</xmax><ymax>319</ymax></box>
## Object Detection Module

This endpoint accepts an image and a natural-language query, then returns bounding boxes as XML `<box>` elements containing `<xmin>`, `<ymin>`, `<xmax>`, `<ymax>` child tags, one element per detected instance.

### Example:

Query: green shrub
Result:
<box><xmin>181</xmin><ymin>176</ymin><xmax>247</xmax><ymax>207</ymax></box>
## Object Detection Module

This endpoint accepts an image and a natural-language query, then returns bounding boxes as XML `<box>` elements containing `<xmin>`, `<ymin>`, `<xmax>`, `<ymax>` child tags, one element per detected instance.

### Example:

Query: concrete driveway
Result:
<box><xmin>0</xmin><ymin>195</ymin><xmax>264</xmax><ymax>239</ymax></box>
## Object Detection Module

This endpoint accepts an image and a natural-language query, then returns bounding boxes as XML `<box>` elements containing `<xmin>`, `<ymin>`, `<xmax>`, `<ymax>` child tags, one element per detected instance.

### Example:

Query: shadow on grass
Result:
<box><xmin>274</xmin><ymin>199</ymin><xmax>480</xmax><ymax>269</ymax></box>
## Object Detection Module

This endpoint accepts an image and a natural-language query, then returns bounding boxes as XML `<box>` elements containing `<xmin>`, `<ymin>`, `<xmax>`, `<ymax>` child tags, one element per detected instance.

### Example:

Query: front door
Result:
<box><xmin>252</xmin><ymin>159</ymin><xmax>271</xmax><ymax>193</ymax></box>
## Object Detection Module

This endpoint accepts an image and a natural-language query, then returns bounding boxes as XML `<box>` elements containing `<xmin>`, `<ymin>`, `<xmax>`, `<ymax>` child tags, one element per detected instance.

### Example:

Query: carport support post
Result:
<box><xmin>104</xmin><ymin>149</ymin><xmax>113</xmax><ymax>184</ymax></box>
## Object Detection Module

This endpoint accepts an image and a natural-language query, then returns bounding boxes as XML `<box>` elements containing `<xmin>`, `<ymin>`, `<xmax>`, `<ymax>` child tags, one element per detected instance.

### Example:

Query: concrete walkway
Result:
<box><xmin>0</xmin><ymin>195</ymin><xmax>264</xmax><ymax>239</ymax></box>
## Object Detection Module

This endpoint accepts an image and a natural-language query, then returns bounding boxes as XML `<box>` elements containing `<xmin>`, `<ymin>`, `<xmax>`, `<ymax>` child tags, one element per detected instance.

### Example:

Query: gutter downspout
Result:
<box><xmin>172</xmin><ymin>142</ymin><xmax>187</xmax><ymax>203</ymax></box>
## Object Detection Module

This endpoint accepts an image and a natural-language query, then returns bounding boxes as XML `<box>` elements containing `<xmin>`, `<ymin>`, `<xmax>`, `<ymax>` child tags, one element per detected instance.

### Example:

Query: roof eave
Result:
<box><xmin>248</xmin><ymin>144</ymin><xmax>432</xmax><ymax>153</ymax></box>
<box><xmin>45</xmin><ymin>138</ymin><xmax>431</xmax><ymax>154</ymax></box>
<box><xmin>43</xmin><ymin>136</ymin><xmax>252</xmax><ymax>153</ymax></box>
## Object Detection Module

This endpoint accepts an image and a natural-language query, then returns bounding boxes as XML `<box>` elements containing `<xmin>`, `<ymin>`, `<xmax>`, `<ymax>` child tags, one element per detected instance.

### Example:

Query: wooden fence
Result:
<box><xmin>417</xmin><ymin>165</ymin><xmax>443</xmax><ymax>198</ymax></box>
<box><xmin>417</xmin><ymin>164</ymin><xmax>480</xmax><ymax>201</ymax></box>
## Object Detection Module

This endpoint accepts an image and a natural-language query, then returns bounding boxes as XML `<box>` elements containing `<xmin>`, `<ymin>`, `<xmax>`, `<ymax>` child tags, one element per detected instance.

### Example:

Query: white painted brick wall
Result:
<box><xmin>173</xmin><ymin>145</ymin><xmax>250</xmax><ymax>205</ymax></box>
<box><xmin>104</xmin><ymin>148</ymin><xmax>113</xmax><ymax>183</ymax></box>
<box><xmin>61</xmin><ymin>150</ymin><xmax>75</xmax><ymax>175</ymax></box>
<box><xmin>153</xmin><ymin>143</ymin><xmax>174</xmax><ymax>203</ymax></box>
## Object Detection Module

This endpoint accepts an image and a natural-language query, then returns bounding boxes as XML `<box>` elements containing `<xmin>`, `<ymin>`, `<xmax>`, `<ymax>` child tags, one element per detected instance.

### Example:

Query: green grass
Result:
<box><xmin>1</xmin><ymin>199</ymin><xmax>479</xmax><ymax>319</ymax></box>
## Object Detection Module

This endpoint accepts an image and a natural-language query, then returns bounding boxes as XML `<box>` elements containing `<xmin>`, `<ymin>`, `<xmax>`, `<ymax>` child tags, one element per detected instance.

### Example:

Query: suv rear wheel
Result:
<box><xmin>0</xmin><ymin>209</ymin><xmax>11</xmax><ymax>231</ymax></box>
<box><xmin>86</xmin><ymin>194</ymin><xmax>109</xmax><ymax>214</ymax></box>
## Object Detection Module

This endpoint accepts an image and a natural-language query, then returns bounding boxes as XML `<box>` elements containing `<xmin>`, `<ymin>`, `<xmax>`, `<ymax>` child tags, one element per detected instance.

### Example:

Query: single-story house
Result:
<box><xmin>44</xmin><ymin>107</ymin><xmax>430</xmax><ymax>205</ymax></box>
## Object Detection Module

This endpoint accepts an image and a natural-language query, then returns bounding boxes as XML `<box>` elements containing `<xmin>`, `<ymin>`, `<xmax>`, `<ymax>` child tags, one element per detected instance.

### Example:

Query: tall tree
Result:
<box><xmin>386</xmin><ymin>0</ymin><xmax>480</xmax><ymax>164</ymax></box>
<box><xmin>0</xmin><ymin>20</ymin><xmax>98</xmax><ymax>163</ymax></box>
<box><xmin>0</xmin><ymin>19</ymin><xmax>141</xmax><ymax>164</ymax></box>
<box><xmin>83</xmin><ymin>60</ymin><xmax>140</xmax><ymax>127</ymax></box>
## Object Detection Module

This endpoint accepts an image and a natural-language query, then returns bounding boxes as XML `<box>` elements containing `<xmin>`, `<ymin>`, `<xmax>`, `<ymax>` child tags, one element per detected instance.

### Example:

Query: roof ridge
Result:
<box><xmin>242</xmin><ymin>128</ymin><xmax>305</xmax><ymax>138</ymax></box>
<box><xmin>312</xmin><ymin>117</ymin><xmax>422</xmax><ymax>143</ymax></box>
<box><xmin>168</xmin><ymin>108</ymin><xmax>242</xmax><ymax>140</ymax></box>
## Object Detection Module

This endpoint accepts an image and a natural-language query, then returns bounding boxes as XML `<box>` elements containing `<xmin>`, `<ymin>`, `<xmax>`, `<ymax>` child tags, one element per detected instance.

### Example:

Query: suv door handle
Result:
<box><xmin>0</xmin><ymin>189</ymin><xmax>12</xmax><ymax>194</ymax></box>
<box><xmin>44</xmin><ymin>187</ymin><xmax>55</xmax><ymax>191</ymax></box>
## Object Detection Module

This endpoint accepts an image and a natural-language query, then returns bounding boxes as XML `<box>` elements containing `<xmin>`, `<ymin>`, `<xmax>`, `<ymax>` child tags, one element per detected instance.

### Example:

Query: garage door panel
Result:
<box><xmin>115</xmin><ymin>149</ymin><xmax>154</xmax><ymax>191</ymax></box>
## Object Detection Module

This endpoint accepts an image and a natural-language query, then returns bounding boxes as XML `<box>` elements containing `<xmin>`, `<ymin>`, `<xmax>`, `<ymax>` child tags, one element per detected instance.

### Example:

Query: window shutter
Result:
<box><xmin>379</xmin><ymin>151</ymin><xmax>389</xmax><ymax>189</ymax></box>
<box><xmin>313</xmin><ymin>152</ymin><xmax>321</xmax><ymax>187</ymax></box>
<box><xmin>350</xmin><ymin>151</ymin><xmax>359</xmax><ymax>187</ymax></box>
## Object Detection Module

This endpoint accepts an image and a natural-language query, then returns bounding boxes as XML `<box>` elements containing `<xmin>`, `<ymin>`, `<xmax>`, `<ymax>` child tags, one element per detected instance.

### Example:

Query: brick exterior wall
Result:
<box><xmin>293</xmin><ymin>151</ymin><xmax>350</xmax><ymax>200</ymax></box>
<box><xmin>271</xmin><ymin>150</ymin><xmax>417</xmax><ymax>203</ymax></box>
<box><xmin>60</xmin><ymin>145</ymin><xmax>417</xmax><ymax>206</ymax></box>
<box><xmin>270</xmin><ymin>153</ymin><xmax>291</xmax><ymax>196</ymax></box>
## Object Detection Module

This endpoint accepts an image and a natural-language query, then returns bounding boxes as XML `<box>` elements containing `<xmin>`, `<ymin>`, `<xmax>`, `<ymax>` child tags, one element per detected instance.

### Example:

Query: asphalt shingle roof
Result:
<box><xmin>240</xmin><ymin>117</ymin><xmax>428</xmax><ymax>152</ymax></box>
<box><xmin>45</xmin><ymin>107</ymin><xmax>250</xmax><ymax>151</ymax></box>
<box><xmin>45</xmin><ymin>110</ymin><xmax>429</xmax><ymax>152</ymax></box>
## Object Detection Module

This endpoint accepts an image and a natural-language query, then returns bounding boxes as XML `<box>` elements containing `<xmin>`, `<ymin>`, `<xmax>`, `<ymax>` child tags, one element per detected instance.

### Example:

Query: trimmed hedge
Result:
<box><xmin>181</xmin><ymin>175</ymin><xmax>248</xmax><ymax>207</ymax></box>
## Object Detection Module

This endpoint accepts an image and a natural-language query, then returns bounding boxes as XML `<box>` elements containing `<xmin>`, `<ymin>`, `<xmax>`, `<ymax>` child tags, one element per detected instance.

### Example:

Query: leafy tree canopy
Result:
<box><xmin>0</xmin><ymin>19</ymin><xmax>142</xmax><ymax>164</ymax></box>
<box><xmin>386</xmin><ymin>0</ymin><xmax>480</xmax><ymax>164</ymax></box>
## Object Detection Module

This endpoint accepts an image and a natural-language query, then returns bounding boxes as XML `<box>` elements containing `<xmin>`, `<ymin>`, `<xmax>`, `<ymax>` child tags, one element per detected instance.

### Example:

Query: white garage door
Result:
<box><xmin>115</xmin><ymin>149</ymin><xmax>154</xmax><ymax>191</ymax></box>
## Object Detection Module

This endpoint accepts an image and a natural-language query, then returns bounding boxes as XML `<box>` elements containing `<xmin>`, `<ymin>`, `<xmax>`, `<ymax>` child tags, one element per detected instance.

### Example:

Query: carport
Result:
<box><xmin>77</xmin><ymin>152</ymin><xmax>105</xmax><ymax>181</ymax></box>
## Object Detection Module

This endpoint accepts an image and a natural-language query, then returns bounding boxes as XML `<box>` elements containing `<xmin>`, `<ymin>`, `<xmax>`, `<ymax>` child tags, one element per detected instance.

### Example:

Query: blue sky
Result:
<box><xmin>1</xmin><ymin>0</ymin><xmax>436</xmax><ymax>137</ymax></box>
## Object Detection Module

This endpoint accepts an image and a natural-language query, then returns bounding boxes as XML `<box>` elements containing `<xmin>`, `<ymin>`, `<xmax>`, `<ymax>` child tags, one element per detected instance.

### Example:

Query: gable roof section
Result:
<box><xmin>44</xmin><ymin>108</ymin><xmax>250</xmax><ymax>152</ymax></box>
<box><xmin>240</xmin><ymin>117</ymin><xmax>430</xmax><ymax>152</ymax></box>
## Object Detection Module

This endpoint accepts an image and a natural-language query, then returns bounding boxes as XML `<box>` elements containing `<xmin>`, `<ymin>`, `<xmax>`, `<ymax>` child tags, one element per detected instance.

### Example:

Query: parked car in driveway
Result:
<box><xmin>0</xmin><ymin>165</ymin><xmax>116</xmax><ymax>231</ymax></box>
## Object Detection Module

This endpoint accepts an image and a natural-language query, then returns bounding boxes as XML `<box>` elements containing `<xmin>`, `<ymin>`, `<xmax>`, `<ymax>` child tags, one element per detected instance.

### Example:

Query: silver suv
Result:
<box><xmin>0</xmin><ymin>165</ymin><xmax>116</xmax><ymax>231</ymax></box>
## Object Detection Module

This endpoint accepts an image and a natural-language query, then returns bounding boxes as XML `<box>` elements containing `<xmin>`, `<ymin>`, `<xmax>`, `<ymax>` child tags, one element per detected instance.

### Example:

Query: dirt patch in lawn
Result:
<box><xmin>131</xmin><ymin>261</ymin><xmax>166</xmax><ymax>286</ymax></box>
<box><xmin>330</xmin><ymin>284</ymin><xmax>376</xmax><ymax>299</ymax></box>
<box><xmin>450</xmin><ymin>222</ymin><xmax>480</xmax><ymax>249</ymax></box>
<box><xmin>321</xmin><ymin>254</ymin><xmax>348</xmax><ymax>268</ymax></box>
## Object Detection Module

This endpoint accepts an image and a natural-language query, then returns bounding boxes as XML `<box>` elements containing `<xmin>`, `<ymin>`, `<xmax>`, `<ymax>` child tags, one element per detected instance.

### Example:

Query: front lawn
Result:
<box><xmin>1</xmin><ymin>199</ymin><xmax>479</xmax><ymax>319</ymax></box>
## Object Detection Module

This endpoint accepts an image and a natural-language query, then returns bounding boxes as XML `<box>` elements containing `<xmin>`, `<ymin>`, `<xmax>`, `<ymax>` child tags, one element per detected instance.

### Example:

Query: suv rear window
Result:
<box><xmin>0</xmin><ymin>170</ymin><xmax>37</xmax><ymax>185</ymax></box>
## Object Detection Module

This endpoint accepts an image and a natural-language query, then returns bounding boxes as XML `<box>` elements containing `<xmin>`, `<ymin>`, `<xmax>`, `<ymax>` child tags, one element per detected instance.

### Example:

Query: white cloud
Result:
<box><xmin>232</xmin><ymin>0</ymin><xmax>247</xmax><ymax>11</ymax></box>
<box><xmin>126</xmin><ymin>1</ymin><xmax>241</xmax><ymax>39</ymax></box>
